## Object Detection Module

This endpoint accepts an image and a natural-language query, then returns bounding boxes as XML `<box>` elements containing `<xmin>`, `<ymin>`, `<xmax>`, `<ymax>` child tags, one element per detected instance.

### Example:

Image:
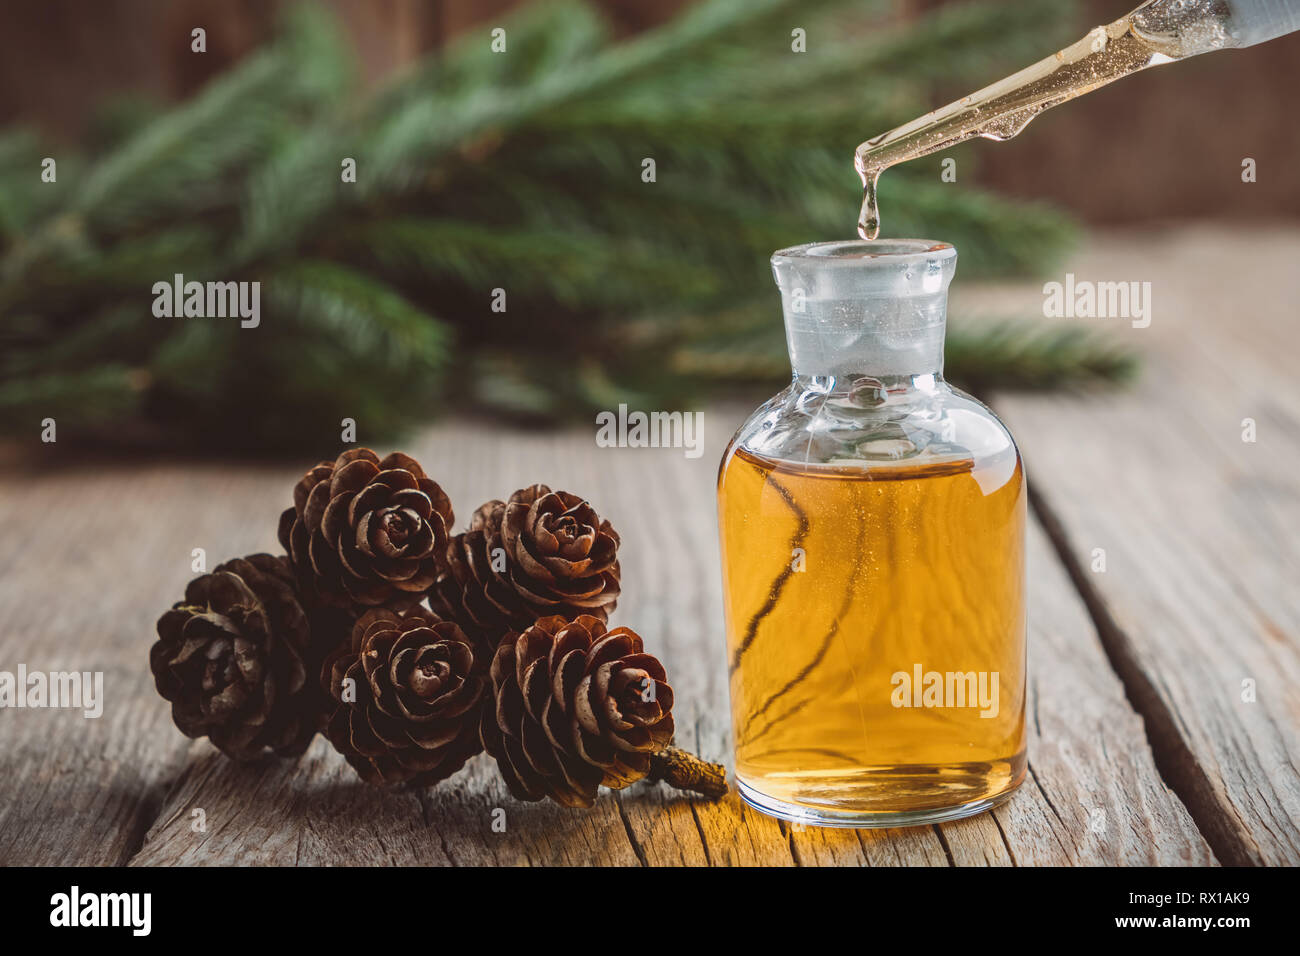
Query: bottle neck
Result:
<box><xmin>771</xmin><ymin>237</ymin><xmax>957</xmax><ymax>389</ymax></box>
<box><xmin>785</xmin><ymin>313</ymin><xmax>948</xmax><ymax>383</ymax></box>
<box><xmin>791</xmin><ymin>369</ymin><xmax>946</xmax><ymax>407</ymax></box>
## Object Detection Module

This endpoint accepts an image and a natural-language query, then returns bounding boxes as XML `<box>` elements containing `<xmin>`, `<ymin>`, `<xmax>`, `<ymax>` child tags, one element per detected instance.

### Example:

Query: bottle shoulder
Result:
<box><xmin>722</xmin><ymin>381</ymin><xmax>1020</xmax><ymax>481</ymax></box>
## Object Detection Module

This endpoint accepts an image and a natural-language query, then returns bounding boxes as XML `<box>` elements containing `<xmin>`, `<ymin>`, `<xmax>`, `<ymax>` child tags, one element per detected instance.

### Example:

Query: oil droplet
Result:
<box><xmin>857</xmin><ymin>171</ymin><xmax>881</xmax><ymax>240</ymax></box>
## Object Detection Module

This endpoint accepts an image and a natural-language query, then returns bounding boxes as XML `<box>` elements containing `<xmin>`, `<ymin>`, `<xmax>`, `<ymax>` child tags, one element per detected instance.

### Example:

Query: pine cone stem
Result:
<box><xmin>647</xmin><ymin>746</ymin><xmax>728</xmax><ymax>799</ymax></box>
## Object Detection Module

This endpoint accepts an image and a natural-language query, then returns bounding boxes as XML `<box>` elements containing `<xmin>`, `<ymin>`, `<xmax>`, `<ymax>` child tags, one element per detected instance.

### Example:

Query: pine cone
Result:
<box><xmin>278</xmin><ymin>448</ymin><xmax>454</xmax><ymax>612</ymax></box>
<box><xmin>480</xmin><ymin>615</ymin><xmax>674</xmax><ymax>808</ymax></box>
<box><xmin>151</xmin><ymin>554</ymin><xmax>326</xmax><ymax>760</ymax></box>
<box><xmin>432</xmin><ymin>485</ymin><xmax>620</xmax><ymax>654</ymax></box>
<box><xmin>322</xmin><ymin>606</ymin><xmax>485</xmax><ymax>787</ymax></box>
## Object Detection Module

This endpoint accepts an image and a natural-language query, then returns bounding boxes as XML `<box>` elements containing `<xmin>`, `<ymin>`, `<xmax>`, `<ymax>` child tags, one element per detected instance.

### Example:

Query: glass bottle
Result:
<box><xmin>717</xmin><ymin>239</ymin><xmax>1026</xmax><ymax>827</ymax></box>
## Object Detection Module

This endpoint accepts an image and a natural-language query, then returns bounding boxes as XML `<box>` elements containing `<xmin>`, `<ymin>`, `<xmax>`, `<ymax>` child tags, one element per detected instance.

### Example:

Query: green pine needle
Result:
<box><xmin>0</xmin><ymin>0</ymin><xmax>1131</xmax><ymax>453</ymax></box>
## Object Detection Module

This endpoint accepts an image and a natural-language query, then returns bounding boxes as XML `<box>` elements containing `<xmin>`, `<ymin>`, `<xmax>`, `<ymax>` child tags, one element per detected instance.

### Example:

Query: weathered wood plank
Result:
<box><xmin>17</xmin><ymin>225</ymin><xmax>1269</xmax><ymax>866</ymax></box>
<box><xmin>129</xmin><ymin>404</ymin><xmax>1209</xmax><ymax>864</ymax></box>
<box><xmin>965</xmin><ymin>520</ymin><xmax>1213</xmax><ymax>865</ymax></box>
<box><xmin>995</xmin><ymin>226</ymin><xmax>1300</xmax><ymax>865</ymax></box>
<box><xmin>131</xmin><ymin>736</ymin><xmax>652</xmax><ymax>866</ymax></box>
<box><xmin>0</xmin><ymin>463</ymin><xmax>272</xmax><ymax>865</ymax></box>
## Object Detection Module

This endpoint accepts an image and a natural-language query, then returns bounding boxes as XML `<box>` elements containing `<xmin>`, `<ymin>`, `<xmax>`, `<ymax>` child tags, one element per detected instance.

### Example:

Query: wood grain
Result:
<box><xmin>995</xmin><ymin>226</ymin><xmax>1300</xmax><ymax>865</ymax></box>
<box><xmin>7</xmin><ymin>228</ymin><xmax>1288</xmax><ymax>865</ymax></box>
<box><xmin>0</xmin><ymin>463</ymin><xmax>285</xmax><ymax>864</ymax></box>
<box><xmin>123</xmin><ymin>410</ymin><xmax>1205</xmax><ymax>865</ymax></box>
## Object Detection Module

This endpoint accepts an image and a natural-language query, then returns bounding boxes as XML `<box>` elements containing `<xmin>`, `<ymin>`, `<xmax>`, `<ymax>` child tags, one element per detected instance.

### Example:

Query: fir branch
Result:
<box><xmin>345</xmin><ymin>218</ymin><xmax>718</xmax><ymax>308</ymax></box>
<box><xmin>0</xmin><ymin>129</ymin><xmax>72</xmax><ymax>243</ymax></box>
<box><xmin>265</xmin><ymin>259</ymin><xmax>450</xmax><ymax>373</ymax></box>
<box><xmin>0</xmin><ymin>364</ymin><xmax>142</xmax><ymax>423</ymax></box>
<box><xmin>76</xmin><ymin>4</ymin><xmax>350</xmax><ymax>242</ymax></box>
<box><xmin>2</xmin><ymin>305</ymin><xmax>154</xmax><ymax>377</ymax></box>
<box><xmin>0</xmin><ymin>0</ymin><xmax>1129</xmax><ymax>453</ymax></box>
<box><xmin>670</xmin><ymin>306</ymin><xmax>1137</xmax><ymax>393</ymax></box>
<box><xmin>1</xmin><ymin>225</ymin><xmax>219</xmax><ymax>314</ymax></box>
<box><xmin>946</xmin><ymin>319</ymin><xmax>1138</xmax><ymax>391</ymax></box>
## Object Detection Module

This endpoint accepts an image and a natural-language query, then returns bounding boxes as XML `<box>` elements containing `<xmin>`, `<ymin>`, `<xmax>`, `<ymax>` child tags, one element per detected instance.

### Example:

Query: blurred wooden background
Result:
<box><xmin>3</xmin><ymin>0</ymin><xmax>1300</xmax><ymax>223</ymax></box>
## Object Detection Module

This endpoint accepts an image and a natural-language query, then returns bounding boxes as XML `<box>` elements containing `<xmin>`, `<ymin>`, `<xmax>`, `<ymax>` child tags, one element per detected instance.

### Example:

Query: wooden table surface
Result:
<box><xmin>1</xmin><ymin>227</ymin><xmax>1296</xmax><ymax>866</ymax></box>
